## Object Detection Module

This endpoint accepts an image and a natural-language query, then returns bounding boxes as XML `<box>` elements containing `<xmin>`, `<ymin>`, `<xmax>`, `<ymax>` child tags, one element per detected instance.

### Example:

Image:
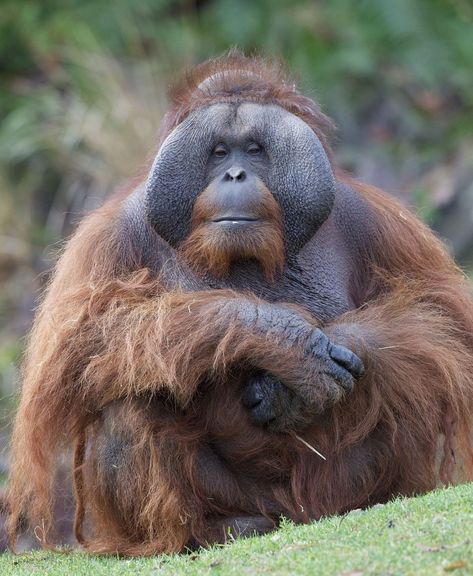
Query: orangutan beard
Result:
<box><xmin>179</xmin><ymin>182</ymin><xmax>285</xmax><ymax>281</ymax></box>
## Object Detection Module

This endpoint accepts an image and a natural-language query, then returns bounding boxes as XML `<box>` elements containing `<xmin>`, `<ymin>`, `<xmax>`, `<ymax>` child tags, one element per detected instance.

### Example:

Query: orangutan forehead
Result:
<box><xmin>178</xmin><ymin>102</ymin><xmax>313</xmax><ymax>141</ymax></box>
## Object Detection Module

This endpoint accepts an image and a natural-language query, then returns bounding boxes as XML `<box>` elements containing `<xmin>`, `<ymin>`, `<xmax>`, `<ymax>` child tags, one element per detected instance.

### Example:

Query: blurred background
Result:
<box><xmin>1</xmin><ymin>0</ymin><xmax>473</xmax><ymax>470</ymax></box>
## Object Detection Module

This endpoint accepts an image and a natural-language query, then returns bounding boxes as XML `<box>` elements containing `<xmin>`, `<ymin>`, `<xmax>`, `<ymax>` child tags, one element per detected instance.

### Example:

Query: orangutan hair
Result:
<box><xmin>6</xmin><ymin>53</ymin><xmax>473</xmax><ymax>556</ymax></box>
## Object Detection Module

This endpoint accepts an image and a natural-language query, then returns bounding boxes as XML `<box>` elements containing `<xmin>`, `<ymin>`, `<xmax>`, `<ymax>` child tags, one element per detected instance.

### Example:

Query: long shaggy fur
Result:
<box><xmin>7</xmin><ymin>53</ymin><xmax>473</xmax><ymax>556</ymax></box>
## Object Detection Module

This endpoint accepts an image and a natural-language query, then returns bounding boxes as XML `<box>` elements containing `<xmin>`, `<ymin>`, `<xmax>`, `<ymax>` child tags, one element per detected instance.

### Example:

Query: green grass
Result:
<box><xmin>1</xmin><ymin>483</ymin><xmax>472</xmax><ymax>576</ymax></box>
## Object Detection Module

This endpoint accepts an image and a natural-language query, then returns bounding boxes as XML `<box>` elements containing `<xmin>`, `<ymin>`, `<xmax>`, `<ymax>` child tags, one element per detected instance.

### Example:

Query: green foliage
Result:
<box><xmin>412</xmin><ymin>185</ymin><xmax>438</xmax><ymax>224</ymax></box>
<box><xmin>1</xmin><ymin>0</ymin><xmax>473</xmax><ymax>391</ymax></box>
<box><xmin>2</xmin><ymin>0</ymin><xmax>473</xmax><ymax>235</ymax></box>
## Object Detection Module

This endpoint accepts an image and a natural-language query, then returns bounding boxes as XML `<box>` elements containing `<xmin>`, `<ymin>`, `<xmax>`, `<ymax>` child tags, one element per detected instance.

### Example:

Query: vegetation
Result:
<box><xmin>1</xmin><ymin>483</ymin><xmax>472</xmax><ymax>575</ymax></box>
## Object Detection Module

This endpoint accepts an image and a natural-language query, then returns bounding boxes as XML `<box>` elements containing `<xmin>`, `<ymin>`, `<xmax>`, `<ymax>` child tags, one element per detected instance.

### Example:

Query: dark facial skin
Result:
<box><xmin>145</xmin><ymin>103</ymin><xmax>336</xmax><ymax>252</ymax></box>
<box><xmin>204</xmin><ymin>139</ymin><xmax>269</xmax><ymax>225</ymax></box>
<box><xmin>182</xmin><ymin>131</ymin><xmax>286</xmax><ymax>281</ymax></box>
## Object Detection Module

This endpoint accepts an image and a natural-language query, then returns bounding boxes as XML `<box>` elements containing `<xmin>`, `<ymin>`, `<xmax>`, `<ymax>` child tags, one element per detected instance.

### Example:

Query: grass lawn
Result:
<box><xmin>1</xmin><ymin>483</ymin><xmax>472</xmax><ymax>576</ymax></box>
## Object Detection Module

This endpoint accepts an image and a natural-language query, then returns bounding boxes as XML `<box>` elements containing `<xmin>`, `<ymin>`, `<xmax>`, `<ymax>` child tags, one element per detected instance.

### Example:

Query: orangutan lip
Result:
<box><xmin>212</xmin><ymin>216</ymin><xmax>258</xmax><ymax>223</ymax></box>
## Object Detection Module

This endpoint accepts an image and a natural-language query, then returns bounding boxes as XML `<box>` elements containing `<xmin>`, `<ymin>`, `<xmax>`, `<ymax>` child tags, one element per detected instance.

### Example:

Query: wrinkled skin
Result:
<box><xmin>146</xmin><ymin>103</ymin><xmax>335</xmax><ymax>251</ymax></box>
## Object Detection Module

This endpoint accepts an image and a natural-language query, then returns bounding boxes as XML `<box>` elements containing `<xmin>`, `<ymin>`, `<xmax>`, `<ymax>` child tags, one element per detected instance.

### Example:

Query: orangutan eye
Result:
<box><xmin>213</xmin><ymin>144</ymin><xmax>228</xmax><ymax>158</ymax></box>
<box><xmin>247</xmin><ymin>143</ymin><xmax>262</xmax><ymax>155</ymax></box>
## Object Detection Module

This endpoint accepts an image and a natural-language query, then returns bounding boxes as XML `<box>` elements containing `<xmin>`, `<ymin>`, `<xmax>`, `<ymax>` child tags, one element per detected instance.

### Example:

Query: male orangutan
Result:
<box><xmin>7</xmin><ymin>53</ymin><xmax>473</xmax><ymax>556</ymax></box>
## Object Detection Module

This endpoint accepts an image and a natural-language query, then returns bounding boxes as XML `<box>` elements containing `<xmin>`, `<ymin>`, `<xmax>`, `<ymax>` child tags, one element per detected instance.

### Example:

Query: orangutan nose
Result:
<box><xmin>224</xmin><ymin>167</ymin><xmax>246</xmax><ymax>182</ymax></box>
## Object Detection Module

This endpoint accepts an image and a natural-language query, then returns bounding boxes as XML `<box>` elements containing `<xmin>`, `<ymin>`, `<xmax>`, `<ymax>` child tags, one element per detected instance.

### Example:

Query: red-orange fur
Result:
<box><xmin>180</xmin><ymin>179</ymin><xmax>285</xmax><ymax>280</ymax></box>
<box><xmin>7</xmin><ymin>53</ymin><xmax>473</xmax><ymax>556</ymax></box>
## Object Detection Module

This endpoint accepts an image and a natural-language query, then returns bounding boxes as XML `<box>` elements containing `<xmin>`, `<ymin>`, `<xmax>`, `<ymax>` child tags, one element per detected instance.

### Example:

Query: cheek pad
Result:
<box><xmin>245</xmin><ymin>105</ymin><xmax>335</xmax><ymax>252</ymax></box>
<box><xmin>145</xmin><ymin>106</ymin><xmax>231</xmax><ymax>245</ymax></box>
